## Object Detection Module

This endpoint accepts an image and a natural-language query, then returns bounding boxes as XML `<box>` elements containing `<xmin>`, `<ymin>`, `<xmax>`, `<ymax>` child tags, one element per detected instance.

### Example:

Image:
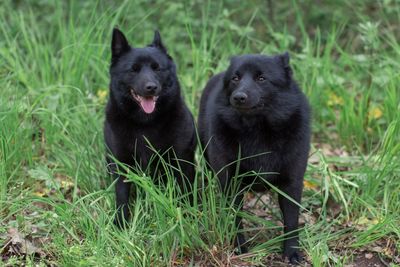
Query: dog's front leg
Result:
<box><xmin>278</xmin><ymin>180</ymin><xmax>303</xmax><ymax>264</ymax></box>
<box><xmin>218</xmin><ymin>167</ymin><xmax>247</xmax><ymax>254</ymax></box>
<box><xmin>114</xmin><ymin>175</ymin><xmax>131</xmax><ymax>228</ymax></box>
<box><xmin>233</xmin><ymin>192</ymin><xmax>247</xmax><ymax>253</ymax></box>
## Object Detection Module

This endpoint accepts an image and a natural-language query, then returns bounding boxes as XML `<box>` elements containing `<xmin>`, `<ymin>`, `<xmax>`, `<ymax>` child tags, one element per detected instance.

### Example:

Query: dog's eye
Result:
<box><xmin>231</xmin><ymin>76</ymin><xmax>240</xmax><ymax>82</ymax></box>
<box><xmin>257</xmin><ymin>76</ymin><xmax>266</xmax><ymax>82</ymax></box>
<box><xmin>131</xmin><ymin>64</ymin><xmax>141</xmax><ymax>72</ymax></box>
<box><xmin>151</xmin><ymin>62</ymin><xmax>160</xmax><ymax>71</ymax></box>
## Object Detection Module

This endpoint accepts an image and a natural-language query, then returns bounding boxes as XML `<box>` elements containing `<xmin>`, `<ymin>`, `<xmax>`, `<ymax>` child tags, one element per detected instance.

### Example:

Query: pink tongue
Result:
<box><xmin>139</xmin><ymin>97</ymin><xmax>156</xmax><ymax>114</ymax></box>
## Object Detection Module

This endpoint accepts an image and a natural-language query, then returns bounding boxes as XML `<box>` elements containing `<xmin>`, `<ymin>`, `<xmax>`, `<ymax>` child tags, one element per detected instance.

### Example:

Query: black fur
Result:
<box><xmin>104</xmin><ymin>28</ymin><xmax>196</xmax><ymax>226</ymax></box>
<box><xmin>198</xmin><ymin>53</ymin><xmax>311</xmax><ymax>264</ymax></box>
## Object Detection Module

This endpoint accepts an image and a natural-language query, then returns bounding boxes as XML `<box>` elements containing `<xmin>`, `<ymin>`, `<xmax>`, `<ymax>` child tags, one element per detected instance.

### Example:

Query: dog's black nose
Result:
<box><xmin>232</xmin><ymin>92</ymin><xmax>248</xmax><ymax>104</ymax></box>
<box><xmin>145</xmin><ymin>82</ymin><xmax>158</xmax><ymax>94</ymax></box>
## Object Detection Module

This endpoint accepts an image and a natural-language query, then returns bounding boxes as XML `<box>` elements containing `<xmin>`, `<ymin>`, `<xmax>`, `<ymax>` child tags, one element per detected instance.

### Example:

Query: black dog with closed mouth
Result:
<box><xmin>104</xmin><ymin>28</ymin><xmax>196</xmax><ymax>226</ymax></box>
<box><xmin>198</xmin><ymin>53</ymin><xmax>311</xmax><ymax>263</ymax></box>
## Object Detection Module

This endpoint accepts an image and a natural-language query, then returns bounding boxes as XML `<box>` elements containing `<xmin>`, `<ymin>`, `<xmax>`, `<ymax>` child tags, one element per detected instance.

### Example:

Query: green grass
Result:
<box><xmin>1</xmin><ymin>0</ymin><xmax>399</xmax><ymax>266</ymax></box>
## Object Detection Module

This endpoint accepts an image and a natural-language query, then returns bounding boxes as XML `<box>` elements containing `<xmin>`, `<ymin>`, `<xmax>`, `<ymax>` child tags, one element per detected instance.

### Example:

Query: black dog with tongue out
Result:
<box><xmin>104</xmin><ymin>28</ymin><xmax>196</xmax><ymax>226</ymax></box>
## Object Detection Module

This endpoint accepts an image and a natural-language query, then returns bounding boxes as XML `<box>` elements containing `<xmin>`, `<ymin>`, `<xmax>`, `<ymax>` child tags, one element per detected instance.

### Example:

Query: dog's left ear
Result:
<box><xmin>112</xmin><ymin>28</ymin><xmax>130</xmax><ymax>59</ymax></box>
<box><xmin>279</xmin><ymin>52</ymin><xmax>293</xmax><ymax>79</ymax></box>
<box><xmin>151</xmin><ymin>30</ymin><xmax>167</xmax><ymax>53</ymax></box>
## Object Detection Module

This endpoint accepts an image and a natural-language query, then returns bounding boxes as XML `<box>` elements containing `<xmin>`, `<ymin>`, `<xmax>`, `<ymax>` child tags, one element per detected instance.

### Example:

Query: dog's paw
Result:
<box><xmin>113</xmin><ymin>212</ymin><xmax>129</xmax><ymax>229</ymax></box>
<box><xmin>113</xmin><ymin>217</ymin><xmax>124</xmax><ymax>229</ymax></box>
<box><xmin>234</xmin><ymin>244</ymin><xmax>248</xmax><ymax>255</ymax></box>
<box><xmin>289</xmin><ymin>252</ymin><xmax>302</xmax><ymax>265</ymax></box>
<box><xmin>284</xmin><ymin>249</ymin><xmax>302</xmax><ymax>265</ymax></box>
<box><xmin>233</xmin><ymin>233</ymin><xmax>248</xmax><ymax>254</ymax></box>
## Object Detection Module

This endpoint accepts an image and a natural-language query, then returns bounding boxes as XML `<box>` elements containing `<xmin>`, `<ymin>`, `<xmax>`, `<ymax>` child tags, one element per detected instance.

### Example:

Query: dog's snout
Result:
<box><xmin>232</xmin><ymin>92</ymin><xmax>248</xmax><ymax>104</ymax></box>
<box><xmin>145</xmin><ymin>82</ymin><xmax>158</xmax><ymax>94</ymax></box>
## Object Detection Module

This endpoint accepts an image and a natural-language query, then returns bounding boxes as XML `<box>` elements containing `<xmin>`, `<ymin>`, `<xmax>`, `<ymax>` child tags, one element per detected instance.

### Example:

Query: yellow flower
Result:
<box><xmin>33</xmin><ymin>192</ymin><xmax>45</xmax><ymax>197</ymax></box>
<box><xmin>356</xmin><ymin>216</ymin><xmax>380</xmax><ymax>226</ymax></box>
<box><xmin>369</xmin><ymin>106</ymin><xmax>383</xmax><ymax>120</ymax></box>
<box><xmin>32</xmin><ymin>190</ymin><xmax>47</xmax><ymax>197</ymax></box>
<box><xmin>303</xmin><ymin>180</ymin><xmax>318</xmax><ymax>190</ymax></box>
<box><xmin>327</xmin><ymin>92</ymin><xmax>344</xmax><ymax>106</ymax></box>
<box><xmin>60</xmin><ymin>180</ymin><xmax>74</xmax><ymax>188</ymax></box>
<box><xmin>96</xmin><ymin>89</ymin><xmax>108</xmax><ymax>103</ymax></box>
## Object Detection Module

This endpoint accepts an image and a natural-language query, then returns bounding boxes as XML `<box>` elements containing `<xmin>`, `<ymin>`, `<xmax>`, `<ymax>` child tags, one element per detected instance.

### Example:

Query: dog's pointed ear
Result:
<box><xmin>279</xmin><ymin>51</ymin><xmax>292</xmax><ymax>79</ymax></box>
<box><xmin>229</xmin><ymin>55</ymin><xmax>239</xmax><ymax>64</ymax></box>
<box><xmin>224</xmin><ymin>56</ymin><xmax>238</xmax><ymax>87</ymax></box>
<box><xmin>151</xmin><ymin>30</ymin><xmax>167</xmax><ymax>53</ymax></box>
<box><xmin>112</xmin><ymin>28</ymin><xmax>130</xmax><ymax>59</ymax></box>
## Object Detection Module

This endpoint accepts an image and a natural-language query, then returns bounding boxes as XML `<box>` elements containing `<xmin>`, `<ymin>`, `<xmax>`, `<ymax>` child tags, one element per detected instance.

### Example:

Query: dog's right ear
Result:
<box><xmin>151</xmin><ymin>30</ymin><xmax>168</xmax><ymax>54</ymax></box>
<box><xmin>278</xmin><ymin>51</ymin><xmax>293</xmax><ymax>80</ymax></box>
<box><xmin>223</xmin><ymin>56</ymin><xmax>238</xmax><ymax>87</ymax></box>
<box><xmin>112</xmin><ymin>28</ymin><xmax>130</xmax><ymax>59</ymax></box>
<box><xmin>229</xmin><ymin>56</ymin><xmax>239</xmax><ymax>65</ymax></box>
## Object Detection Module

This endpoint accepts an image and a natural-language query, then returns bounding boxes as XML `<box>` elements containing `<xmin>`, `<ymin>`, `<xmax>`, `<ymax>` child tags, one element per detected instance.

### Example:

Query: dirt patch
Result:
<box><xmin>347</xmin><ymin>253</ymin><xmax>387</xmax><ymax>267</ymax></box>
